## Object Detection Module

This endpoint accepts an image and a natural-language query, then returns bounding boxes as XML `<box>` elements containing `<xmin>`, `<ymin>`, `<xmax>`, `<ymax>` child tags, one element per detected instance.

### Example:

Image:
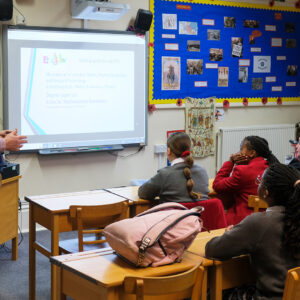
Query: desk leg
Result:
<box><xmin>201</xmin><ymin>268</ymin><xmax>208</xmax><ymax>300</ymax></box>
<box><xmin>11</xmin><ymin>235</ymin><xmax>18</xmax><ymax>260</ymax></box>
<box><xmin>29</xmin><ymin>203</ymin><xmax>36</xmax><ymax>300</ymax></box>
<box><xmin>209</xmin><ymin>261</ymin><xmax>222</xmax><ymax>300</ymax></box>
<box><xmin>51</xmin><ymin>215</ymin><xmax>60</xmax><ymax>300</ymax></box>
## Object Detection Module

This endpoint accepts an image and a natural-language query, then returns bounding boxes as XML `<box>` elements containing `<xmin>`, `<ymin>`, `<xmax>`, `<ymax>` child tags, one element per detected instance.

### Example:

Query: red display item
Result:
<box><xmin>277</xmin><ymin>97</ymin><xmax>282</xmax><ymax>105</ymax></box>
<box><xmin>262</xmin><ymin>97</ymin><xmax>268</xmax><ymax>105</ymax></box>
<box><xmin>148</xmin><ymin>104</ymin><xmax>156</xmax><ymax>112</ymax></box>
<box><xmin>243</xmin><ymin>98</ymin><xmax>249</xmax><ymax>106</ymax></box>
<box><xmin>176</xmin><ymin>98</ymin><xmax>183</xmax><ymax>106</ymax></box>
<box><xmin>223</xmin><ymin>99</ymin><xmax>230</xmax><ymax>108</ymax></box>
<box><xmin>269</xmin><ymin>0</ymin><xmax>275</xmax><ymax>7</ymax></box>
<box><xmin>296</xmin><ymin>0</ymin><xmax>300</xmax><ymax>8</ymax></box>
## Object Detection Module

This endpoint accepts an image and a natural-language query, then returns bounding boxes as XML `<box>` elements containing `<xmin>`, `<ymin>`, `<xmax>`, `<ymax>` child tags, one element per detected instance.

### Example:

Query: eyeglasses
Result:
<box><xmin>255</xmin><ymin>175</ymin><xmax>262</xmax><ymax>185</ymax></box>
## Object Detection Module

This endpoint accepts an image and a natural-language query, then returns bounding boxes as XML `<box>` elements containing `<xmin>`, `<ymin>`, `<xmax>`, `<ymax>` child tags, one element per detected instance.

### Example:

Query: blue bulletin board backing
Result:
<box><xmin>149</xmin><ymin>0</ymin><xmax>300</xmax><ymax>106</ymax></box>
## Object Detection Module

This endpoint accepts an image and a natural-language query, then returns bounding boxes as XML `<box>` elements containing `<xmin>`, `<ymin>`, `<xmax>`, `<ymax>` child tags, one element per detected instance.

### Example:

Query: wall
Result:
<box><xmin>0</xmin><ymin>0</ymin><xmax>299</xmax><ymax>206</ymax></box>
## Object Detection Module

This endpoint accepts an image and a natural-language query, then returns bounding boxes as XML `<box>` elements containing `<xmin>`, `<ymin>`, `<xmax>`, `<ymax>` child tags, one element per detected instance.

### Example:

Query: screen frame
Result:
<box><xmin>2</xmin><ymin>25</ymin><xmax>148</xmax><ymax>153</ymax></box>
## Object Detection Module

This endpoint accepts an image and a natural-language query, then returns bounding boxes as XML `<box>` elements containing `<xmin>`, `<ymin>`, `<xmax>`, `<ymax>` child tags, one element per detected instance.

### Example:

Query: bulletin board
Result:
<box><xmin>149</xmin><ymin>0</ymin><xmax>300</xmax><ymax>106</ymax></box>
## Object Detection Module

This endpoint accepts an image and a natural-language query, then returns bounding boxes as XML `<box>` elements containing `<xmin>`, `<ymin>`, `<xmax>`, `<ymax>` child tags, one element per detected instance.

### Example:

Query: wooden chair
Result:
<box><xmin>59</xmin><ymin>200</ymin><xmax>129</xmax><ymax>253</ymax></box>
<box><xmin>124</xmin><ymin>263</ymin><xmax>205</xmax><ymax>300</ymax></box>
<box><xmin>283</xmin><ymin>266</ymin><xmax>300</xmax><ymax>300</ymax></box>
<box><xmin>248</xmin><ymin>195</ymin><xmax>268</xmax><ymax>213</ymax></box>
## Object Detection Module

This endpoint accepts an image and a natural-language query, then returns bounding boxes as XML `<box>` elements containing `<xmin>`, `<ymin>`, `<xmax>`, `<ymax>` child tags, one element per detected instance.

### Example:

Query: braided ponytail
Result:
<box><xmin>261</xmin><ymin>163</ymin><xmax>300</xmax><ymax>258</ymax></box>
<box><xmin>243</xmin><ymin>136</ymin><xmax>279</xmax><ymax>165</ymax></box>
<box><xmin>167</xmin><ymin>132</ymin><xmax>201</xmax><ymax>200</ymax></box>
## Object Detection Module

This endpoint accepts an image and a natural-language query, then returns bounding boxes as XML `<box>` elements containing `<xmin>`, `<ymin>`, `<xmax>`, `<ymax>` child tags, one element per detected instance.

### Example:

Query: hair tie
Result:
<box><xmin>294</xmin><ymin>179</ymin><xmax>300</xmax><ymax>188</ymax></box>
<box><xmin>181</xmin><ymin>151</ymin><xmax>191</xmax><ymax>157</ymax></box>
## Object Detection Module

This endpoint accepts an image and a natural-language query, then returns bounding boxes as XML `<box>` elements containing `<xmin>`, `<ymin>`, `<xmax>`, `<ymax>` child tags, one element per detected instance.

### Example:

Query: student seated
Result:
<box><xmin>206</xmin><ymin>163</ymin><xmax>300</xmax><ymax>300</ymax></box>
<box><xmin>138</xmin><ymin>132</ymin><xmax>209</xmax><ymax>203</ymax></box>
<box><xmin>213</xmin><ymin>136</ymin><xmax>279</xmax><ymax>225</ymax></box>
<box><xmin>289</xmin><ymin>137</ymin><xmax>300</xmax><ymax>171</ymax></box>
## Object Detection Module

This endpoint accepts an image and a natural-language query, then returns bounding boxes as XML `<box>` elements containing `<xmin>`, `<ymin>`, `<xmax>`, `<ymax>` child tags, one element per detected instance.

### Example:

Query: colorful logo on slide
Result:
<box><xmin>43</xmin><ymin>53</ymin><xmax>66</xmax><ymax>65</ymax></box>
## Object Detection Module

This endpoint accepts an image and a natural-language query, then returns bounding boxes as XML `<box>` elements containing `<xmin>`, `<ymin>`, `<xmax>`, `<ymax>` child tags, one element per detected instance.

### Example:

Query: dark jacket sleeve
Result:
<box><xmin>138</xmin><ymin>171</ymin><xmax>164</xmax><ymax>200</ymax></box>
<box><xmin>213</xmin><ymin>161</ymin><xmax>242</xmax><ymax>193</ymax></box>
<box><xmin>205</xmin><ymin>213</ymin><xmax>262</xmax><ymax>260</ymax></box>
<box><xmin>289</xmin><ymin>158</ymin><xmax>300</xmax><ymax>172</ymax></box>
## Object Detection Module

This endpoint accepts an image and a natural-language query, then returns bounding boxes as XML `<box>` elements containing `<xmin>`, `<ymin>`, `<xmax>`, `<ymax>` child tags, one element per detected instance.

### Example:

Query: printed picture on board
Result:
<box><xmin>231</xmin><ymin>37</ymin><xmax>243</xmax><ymax>57</ymax></box>
<box><xmin>244</xmin><ymin>20</ymin><xmax>259</xmax><ymax>28</ymax></box>
<box><xmin>252</xmin><ymin>78</ymin><xmax>263</xmax><ymax>90</ymax></box>
<box><xmin>207</xmin><ymin>29</ymin><xmax>220</xmax><ymax>41</ymax></box>
<box><xmin>285</xmin><ymin>22</ymin><xmax>295</xmax><ymax>33</ymax></box>
<box><xmin>218</xmin><ymin>67</ymin><xmax>229</xmax><ymax>87</ymax></box>
<box><xmin>179</xmin><ymin>21</ymin><xmax>198</xmax><ymax>35</ymax></box>
<box><xmin>187</xmin><ymin>40</ymin><xmax>200</xmax><ymax>52</ymax></box>
<box><xmin>286</xmin><ymin>39</ymin><xmax>296</xmax><ymax>48</ymax></box>
<box><xmin>287</xmin><ymin>65</ymin><xmax>298</xmax><ymax>76</ymax></box>
<box><xmin>161</xmin><ymin>57</ymin><xmax>181</xmax><ymax>90</ymax></box>
<box><xmin>239</xmin><ymin>67</ymin><xmax>248</xmax><ymax>83</ymax></box>
<box><xmin>187</xmin><ymin>59</ymin><xmax>203</xmax><ymax>75</ymax></box>
<box><xmin>224</xmin><ymin>17</ymin><xmax>236</xmax><ymax>28</ymax></box>
<box><xmin>162</xmin><ymin>14</ymin><xmax>177</xmax><ymax>30</ymax></box>
<box><xmin>209</xmin><ymin>48</ymin><xmax>223</xmax><ymax>61</ymax></box>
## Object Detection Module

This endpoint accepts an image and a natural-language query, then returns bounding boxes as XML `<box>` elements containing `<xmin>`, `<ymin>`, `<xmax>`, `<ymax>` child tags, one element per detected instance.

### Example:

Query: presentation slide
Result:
<box><xmin>21</xmin><ymin>47</ymin><xmax>134</xmax><ymax>135</ymax></box>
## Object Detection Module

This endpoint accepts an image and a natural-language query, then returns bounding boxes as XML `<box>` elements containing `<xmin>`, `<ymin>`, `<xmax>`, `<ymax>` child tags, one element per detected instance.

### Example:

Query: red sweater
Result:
<box><xmin>213</xmin><ymin>157</ymin><xmax>268</xmax><ymax>225</ymax></box>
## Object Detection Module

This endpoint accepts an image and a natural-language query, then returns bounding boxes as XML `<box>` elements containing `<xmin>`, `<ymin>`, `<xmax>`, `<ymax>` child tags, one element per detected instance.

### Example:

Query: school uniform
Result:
<box><xmin>213</xmin><ymin>156</ymin><xmax>268</xmax><ymax>225</ymax></box>
<box><xmin>138</xmin><ymin>158</ymin><xmax>209</xmax><ymax>203</ymax></box>
<box><xmin>205</xmin><ymin>206</ymin><xmax>300</xmax><ymax>300</ymax></box>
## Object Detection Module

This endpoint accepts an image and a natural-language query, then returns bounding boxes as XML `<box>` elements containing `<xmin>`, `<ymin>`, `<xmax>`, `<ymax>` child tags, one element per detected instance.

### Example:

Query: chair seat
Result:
<box><xmin>59</xmin><ymin>236</ymin><xmax>110</xmax><ymax>254</ymax></box>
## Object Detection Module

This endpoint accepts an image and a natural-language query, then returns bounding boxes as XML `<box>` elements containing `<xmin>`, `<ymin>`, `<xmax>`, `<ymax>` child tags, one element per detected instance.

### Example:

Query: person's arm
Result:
<box><xmin>205</xmin><ymin>213</ymin><xmax>262</xmax><ymax>260</ymax></box>
<box><xmin>0</xmin><ymin>138</ymin><xmax>5</xmax><ymax>153</ymax></box>
<box><xmin>212</xmin><ymin>161</ymin><xmax>243</xmax><ymax>193</ymax></box>
<box><xmin>138</xmin><ymin>171</ymin><xmax>164</xmax><ymax>200</ymax></box>
<box><xmin>0</xmin><ymin>130</ymin><xmax>12</xmax><ymax>138</ymax></box>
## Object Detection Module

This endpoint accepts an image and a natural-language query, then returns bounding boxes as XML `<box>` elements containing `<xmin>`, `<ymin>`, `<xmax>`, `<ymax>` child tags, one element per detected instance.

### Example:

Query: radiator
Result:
<box><xmin>217</xmin><ymin>124</ymin><xmax>295</xmax><ymax>170</ymax></box>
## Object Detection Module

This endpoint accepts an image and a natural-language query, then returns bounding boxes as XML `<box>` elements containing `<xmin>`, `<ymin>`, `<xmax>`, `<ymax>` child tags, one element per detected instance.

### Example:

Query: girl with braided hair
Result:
<box><xmin>206</xmin><ymin>163</ymin><xmax>300</xmax><ymax>299</ymax></box>
<box><xmin>213</xmin><ymin>135</ymin><xmax>279</xmax><ymax>225</ymax></box>
<box><xmin>138</xmin><ymin>132</ymin><xmax>210</xmax><ymax>203</ymax></box>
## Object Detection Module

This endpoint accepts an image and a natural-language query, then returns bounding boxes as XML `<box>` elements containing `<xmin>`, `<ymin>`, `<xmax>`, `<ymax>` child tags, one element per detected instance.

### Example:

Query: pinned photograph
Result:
<box><xmin>239</xmin><ymin>67</ymin><xmax>248</xmax><ymax>83</ymax></box>
<box><xmin>287</xmin><ymin>65</ymin><xmax>298</xmax><ymax>76</ymax></box>
<box><xmin>187</xmin><ymin>40</ymin><xmax>200</xmax><ymax>52</ymax></box>
<box><xmin>207</xmin><ymin>29</ymin><xmax>220</xmax><ymax>41</ymax></box>
<box><xmin>187</xmin><ymin>59</ymin><xmax>203</xmax><ymax>75</ymax></box>
<box><xmin>161</xmin><ymin>57</ymin><xmax>181</xmax><ymax>90</ymax></box>
<box><xmin>179</xmin><ymin>21</ymin><xmax>198</xmax><ymax>35</ymax></box>
<box><xmin>286</xmin><ymin>39</ymin><xmax>296</xmax><ymax>48</ymax></box>
<box><xmin>218</xmin><ymin>67</ymin><xmax>229</xmax><ymax>87</ymax></box>
<box><xmin>243</xmin><ymin>20</ymin><xmax>259</xmax><ymax>28</ymax></box>
<box><xmin>209</xmin><ymin>48</ymin><xmax>223</xmax><ymax>61</ymax></box>
<box><xmin>232</xmin><ymin>37</ymin><xmax>243</xmax><ymax>57</ymax></box>
<box><xmin>285</xmin><ymin>22</ymin><xmax>295</xmax><ymax>33</ymax></box>
<box><xmin>224</xmin><ymin>17</ymin><xmax>236</xmax><ymax>28</ymax></box>
<box><xmin>249</xmin><ymin>35</ymin><xmax>255</xmax><ymax>44</ymax></box>
<box><xmin>162</xmin><ymin>14</ymin><xmax>177</xmax><ymax>30</ymax></box>
<box><xmin>252</xmin><ymin>78</ymin><xmax>263</xmax><ymax>90</ymax></box>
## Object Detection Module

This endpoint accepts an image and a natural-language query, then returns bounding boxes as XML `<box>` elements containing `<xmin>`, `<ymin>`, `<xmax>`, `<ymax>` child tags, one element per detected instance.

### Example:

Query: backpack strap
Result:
<box><xmin>137</xmin><ymin>210</ymin><xmax>202</xmax><ymax>266</ymax></box>
<box><xmin>135</xmin><ymin>202</ymin><xmax>188</xmax><ymax>218</ymax></box>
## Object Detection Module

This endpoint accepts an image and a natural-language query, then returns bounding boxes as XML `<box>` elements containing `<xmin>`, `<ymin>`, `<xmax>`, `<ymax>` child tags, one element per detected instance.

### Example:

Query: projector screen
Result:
<box><xmin>2</xmin><ymin>25</ymin><xmax>147</xmax><ymax>153</ymax></box>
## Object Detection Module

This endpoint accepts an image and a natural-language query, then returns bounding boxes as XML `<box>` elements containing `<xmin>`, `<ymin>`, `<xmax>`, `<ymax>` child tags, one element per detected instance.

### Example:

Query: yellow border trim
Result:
<box><xmin>148</xmin><ymin>0</ymin><xmax>300</xmax><ymax>106</ymax></box>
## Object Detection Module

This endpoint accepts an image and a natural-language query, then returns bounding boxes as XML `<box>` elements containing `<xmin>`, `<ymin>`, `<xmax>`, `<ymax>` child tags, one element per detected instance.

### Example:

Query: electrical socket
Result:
<box><xmin>154</xmin><ymin>144</ymin><xmax>167</xmax><ymax>154</ymax></box>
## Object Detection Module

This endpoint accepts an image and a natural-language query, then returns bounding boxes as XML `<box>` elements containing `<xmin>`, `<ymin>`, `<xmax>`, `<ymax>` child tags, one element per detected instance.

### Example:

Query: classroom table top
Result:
<box><xmin>24</xmin><ymin>189</ymin><xmax>127</xmax><ymax>213</ymax></box>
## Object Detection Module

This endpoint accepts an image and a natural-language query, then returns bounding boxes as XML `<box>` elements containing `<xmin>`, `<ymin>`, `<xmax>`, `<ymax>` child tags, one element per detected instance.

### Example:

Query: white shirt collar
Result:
<box><xmin>266</xmin><ymin>205</ymin><xmax>285</xmax><ymax>213</ymax></box>
<box><xmin>171</xmin><ymin>157</ymin><xmax>185</xmax><ymax>166</ymax></box>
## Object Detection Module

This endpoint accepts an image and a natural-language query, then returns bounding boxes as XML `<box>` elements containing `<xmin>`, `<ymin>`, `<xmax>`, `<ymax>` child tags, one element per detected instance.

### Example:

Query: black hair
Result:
<box><xmin>262</xmin><ymin>163</ymin><xmax>300</xmax><ymax>258</ymax></box>
<box><xmin>167</xmin><ymin>132</ymin><xmax>201</xmax><ymax>200</ymax></box>
<box><xmin>243</xmin><ymin>135</ymin><xmax>279</xmax><ymax>165</ymax></box>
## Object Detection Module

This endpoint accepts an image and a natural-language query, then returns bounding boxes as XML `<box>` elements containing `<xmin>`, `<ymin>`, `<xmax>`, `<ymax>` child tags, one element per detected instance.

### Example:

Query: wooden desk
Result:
<box><xmin>0</xmin><ymin>175</ymin><xmax>21</xmax><ymax>260</ymax></box>
<box><xmin>187</xmin><ymin>229</ymin><xmax>254</xmax><ymax>300</ymax></box>
<box><xmin>105</xmin><ymin>186</ymin><xmax>152</xmax><ymax>216</ymax></box>
<box><xmin>50</xmin><ymin>248</ymin><xmax>203</xmax><ymax>300</ymax></box>
<box><xmin>25</xmin><ymin>190</ymin><xmax>130</xmax><ymax>300</ymax></box>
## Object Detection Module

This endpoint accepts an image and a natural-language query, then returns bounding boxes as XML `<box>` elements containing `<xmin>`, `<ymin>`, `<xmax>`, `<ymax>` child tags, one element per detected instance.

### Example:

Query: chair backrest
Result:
<box><xmin>248</xmin><ymin>195</ymin><xmax>268</xmax><ymax>213</ymax></box>
<box><xmin>69</xmin><ymin>201</ymin><xmax>129</xmax><ymax>252</ymax></box>
<box><xmin>283</xmin><ymin>266</ymin><xmax>300</xmax><ymax>300</ymax></box>
<box><xmin>124</xmin><ymin>263</ymin><xmax>204</xmax><ymax>300</ymax></box>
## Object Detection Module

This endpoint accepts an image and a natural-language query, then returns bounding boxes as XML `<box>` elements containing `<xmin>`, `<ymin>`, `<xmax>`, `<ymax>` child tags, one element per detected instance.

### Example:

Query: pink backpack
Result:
<box><xmin>103</xmin><ymin>202</ymin><xmax>203</xmax><ymax>267</ymax></box>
